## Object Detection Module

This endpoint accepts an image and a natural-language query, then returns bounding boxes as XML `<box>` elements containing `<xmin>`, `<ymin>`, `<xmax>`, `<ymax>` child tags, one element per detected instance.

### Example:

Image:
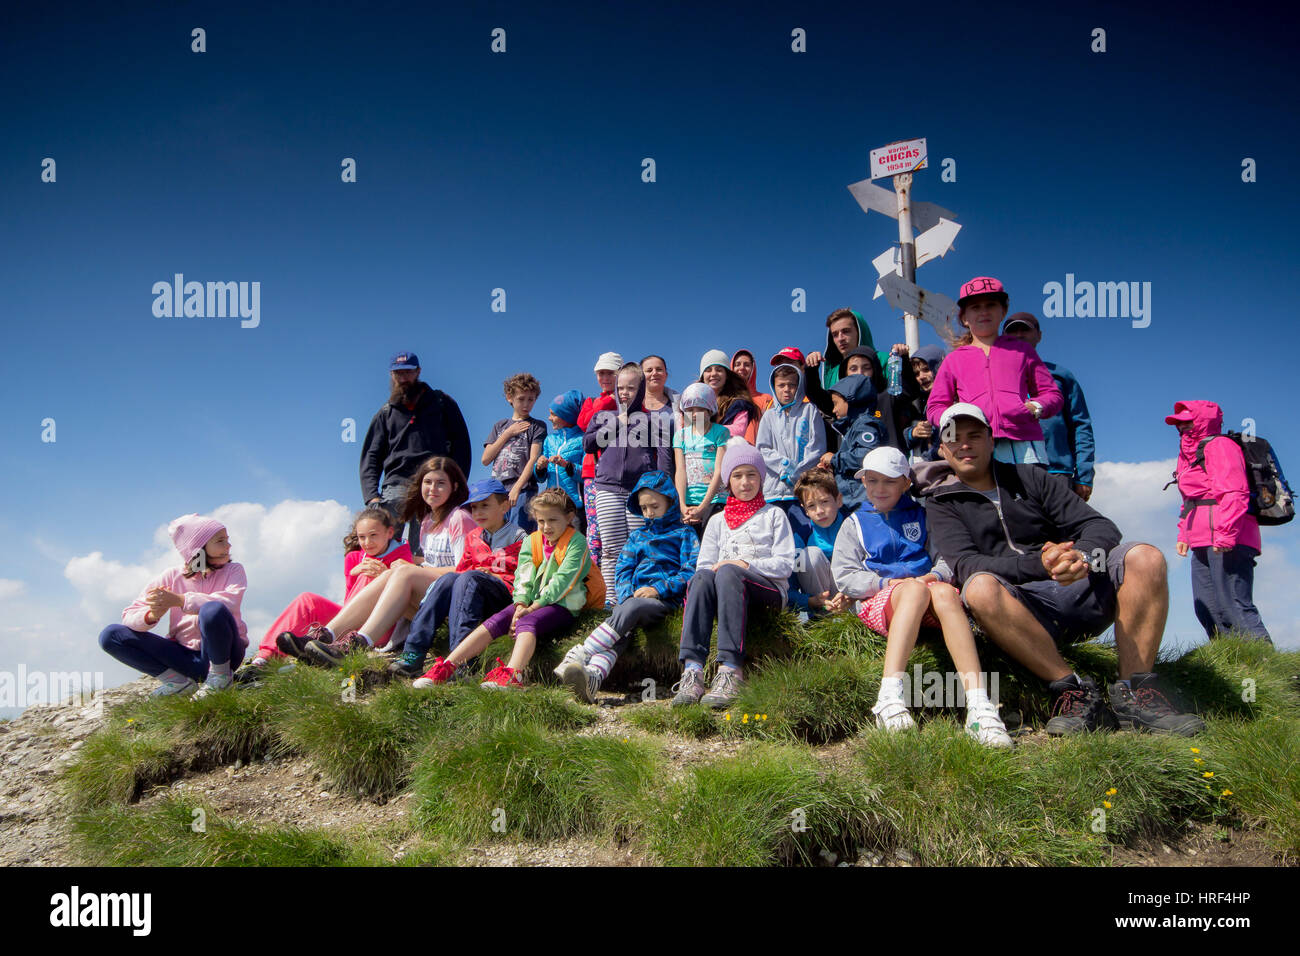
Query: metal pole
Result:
<box><xmin>893</xmin><ymin>171</ymin><xmax>919</xmax><ymax>351</ymax></box>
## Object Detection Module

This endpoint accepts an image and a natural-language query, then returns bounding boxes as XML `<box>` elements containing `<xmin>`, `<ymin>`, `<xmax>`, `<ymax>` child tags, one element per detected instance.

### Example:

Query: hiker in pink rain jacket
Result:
<box><xmin>1167</xmin><ymin>400</ymin><xmax>1270</xmax><ymax>644</ymax></box>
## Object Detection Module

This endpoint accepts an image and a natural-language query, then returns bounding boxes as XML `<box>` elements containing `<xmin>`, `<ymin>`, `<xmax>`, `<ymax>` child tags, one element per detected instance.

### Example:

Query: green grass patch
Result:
<box><xmin>852</xmin><ymin>721</ymin><xmax>1216</xmax><ymax>865</ymax></box>
<box><xmin>410</xmin><ymin>722</ymin><xmax>661</xmax><ymax>843</ymax></box>
<box><xmin>646</xmin><ymin>743</ymin><xmax>889</xmax><ymax>866</ymax></box>
<box><xmin>70</xmin><ymin>796</ymin><xmax>453</xmax><ymax>866</ymax></box>
<box><xmin>623</xmin><ymin>701</ymin><xmax>721</xmax><ymax>739</ymax></box>
<box><xmin>1196</xmin><ymin>716</ymin><xmax>1300</xmax><ymax>857</ymax></box>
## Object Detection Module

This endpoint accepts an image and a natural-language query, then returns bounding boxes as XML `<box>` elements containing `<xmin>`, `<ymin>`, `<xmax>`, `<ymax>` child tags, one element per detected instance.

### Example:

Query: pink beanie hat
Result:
<box><xmin>168</xmin><ymin>514</ymin><xmax>226</xmax><ymax>565</ymax></box>
<box><xmin>720</xmin><ymin>441</ymin><xmax>765</xmax><ymax>488</ymax></box>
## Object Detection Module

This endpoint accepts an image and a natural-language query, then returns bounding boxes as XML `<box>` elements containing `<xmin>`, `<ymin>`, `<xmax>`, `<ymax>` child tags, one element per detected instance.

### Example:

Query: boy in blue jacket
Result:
<box><xmin>786</xmin><ymin>468</ymin><xmax>852</xmax><ymax>616</ymax></box>
<box><xmin>554</xmin><ymin>470</ymin><xmax>700</xmax><ymax>702</ymax></box>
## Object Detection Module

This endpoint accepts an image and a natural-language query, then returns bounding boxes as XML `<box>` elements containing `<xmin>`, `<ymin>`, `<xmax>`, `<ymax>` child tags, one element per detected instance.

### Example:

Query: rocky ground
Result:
<box><xmin>0</xmin><ymin>681</ymin><xmax>1286</xmax><ymax>867</ymax></box>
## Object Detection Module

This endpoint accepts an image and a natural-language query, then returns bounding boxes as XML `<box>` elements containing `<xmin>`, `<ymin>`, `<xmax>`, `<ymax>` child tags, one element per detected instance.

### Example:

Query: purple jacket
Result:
<box><xmin>583</xmin><ymin>373</ymin><xmax>675</xmax><ymax>494</ymax></box>
<box><xmin>926</xmin><ymin>337</ymin><xmax>1063</xmax><ymax>441</ymax></box>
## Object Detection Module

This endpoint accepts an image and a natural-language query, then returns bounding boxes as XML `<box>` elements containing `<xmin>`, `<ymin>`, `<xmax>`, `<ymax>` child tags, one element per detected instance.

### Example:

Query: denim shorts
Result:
<box><xmin>960</xmin><ymin>542</ymin><xmax>1138</xmax><ymax>645</ymax></box>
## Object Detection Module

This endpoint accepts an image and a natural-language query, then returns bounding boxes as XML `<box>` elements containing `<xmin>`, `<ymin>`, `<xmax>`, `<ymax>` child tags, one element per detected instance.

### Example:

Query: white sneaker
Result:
<box><xmin>192</xmin><ymin>672</ymin><xmax>233</xmax><ymax>701</ymax></box>
<box><xmin>871</xmin><ymin>696</ymin><xmax>915</xmax><ymax>731</ymax></box>
<box><xmin>555</xmin><ymin>658</ymin><xmax>600</xmax><ymax>703</ymax></box>
<box><xmin>553</xmin><ymin>643</ymin><xmax>591</xmax><ymax>675</ymax></box>
<box><xmin>965</xmin><ymin>699</ymin><xmax>1013</xmax><ymax>748</ymax></box>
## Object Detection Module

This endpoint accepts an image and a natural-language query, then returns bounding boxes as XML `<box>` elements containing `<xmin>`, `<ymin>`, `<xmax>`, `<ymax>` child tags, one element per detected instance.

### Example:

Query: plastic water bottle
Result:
<box><xmin>886</xmin><ymin>349</ymin><xmax>903</xmax><ymax>396</ymax></box>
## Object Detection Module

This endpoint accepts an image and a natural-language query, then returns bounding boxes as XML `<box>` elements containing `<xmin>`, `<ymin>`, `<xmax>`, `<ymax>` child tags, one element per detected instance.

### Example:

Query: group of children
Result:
<box><xmin>98</xmin><ymin>275</ymin><xmax>1107</xmax><ymax>747</ymax></box>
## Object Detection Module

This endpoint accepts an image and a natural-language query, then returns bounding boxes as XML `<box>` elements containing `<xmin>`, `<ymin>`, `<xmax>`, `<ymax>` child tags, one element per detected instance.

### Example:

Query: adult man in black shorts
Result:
<box><xmin>920</xmin><ymin>403</ymin><xmax>1204</xmax><ymax>737</ymax></box>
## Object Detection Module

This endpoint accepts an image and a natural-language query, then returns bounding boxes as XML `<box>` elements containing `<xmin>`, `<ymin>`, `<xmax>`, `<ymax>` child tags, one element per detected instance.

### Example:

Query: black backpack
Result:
<box><xmin>1186</xmin><ymin>432</ymin><xmax>1294</xmax><ymax>526</ymax></box>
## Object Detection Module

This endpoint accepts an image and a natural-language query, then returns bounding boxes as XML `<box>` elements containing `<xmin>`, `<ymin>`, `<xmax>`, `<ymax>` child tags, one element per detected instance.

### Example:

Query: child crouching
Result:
<box><xmin>554</xmin><ymin>470</ymin><xmax>700</xmax><ymax>702</ymax></box>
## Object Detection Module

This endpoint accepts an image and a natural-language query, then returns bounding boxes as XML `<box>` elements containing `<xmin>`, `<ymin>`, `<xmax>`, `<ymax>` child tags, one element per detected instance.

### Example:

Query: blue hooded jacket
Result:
<box><xmin>786</xmin><ymin>502</ymin><xmax>852</xmax><ymax>611</ymax></box>
<box><xmin>829</xmin><ymin>374</ymin><xmax>885</xmax><ymax>509</ymax></box>
<box><xmin>615</xmin><ymin>471</ymin><xmax>701</xmax><ymax>604</ymax></box>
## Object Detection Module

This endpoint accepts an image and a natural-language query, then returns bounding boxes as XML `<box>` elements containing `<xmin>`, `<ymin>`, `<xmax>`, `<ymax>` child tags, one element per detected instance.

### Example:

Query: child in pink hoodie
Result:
<box><xmin>1166</xmin><ymin>400</ymin><xmax>1271</xmax><ymax>643</ymax></box>
<box><xmin>99</xmin><ymin>514</ymin><xmax>249</xmax><ymax>699</ymax></box>
<box><xmin>927</xmin><ymin>277</ymin><xmax>1062</xmax><ymax>465</ymax></box>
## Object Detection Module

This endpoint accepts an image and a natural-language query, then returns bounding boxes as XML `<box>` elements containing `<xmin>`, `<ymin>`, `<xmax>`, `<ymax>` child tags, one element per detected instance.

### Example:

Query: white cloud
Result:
<box><xmin>56</xmin><ymin>499</ymin><xmax>353</xmax><ymax>659</ymax></box>
<box><xmin>0</xmin><ymin>579</ymin><xmax>27</xmax><ymax>602</ymax></box>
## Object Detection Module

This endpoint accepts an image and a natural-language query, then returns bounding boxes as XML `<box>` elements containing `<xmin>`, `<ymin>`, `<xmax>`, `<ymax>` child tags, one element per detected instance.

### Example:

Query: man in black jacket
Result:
<box><xmin>920</xmin><ymin>403</ymin><xmax>1203</xmax><ymax>737</ymax></box>
<box><xmin>360</xmin><ymin>351</ymin><xmax>473</xmax><ymax>554</ymax></box>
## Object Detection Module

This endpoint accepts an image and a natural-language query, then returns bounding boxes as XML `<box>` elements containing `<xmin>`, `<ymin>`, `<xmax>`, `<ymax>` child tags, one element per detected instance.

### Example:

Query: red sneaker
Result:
<box><xmin>480</xmin><ymin>657</ymin><xmax>523</xmax><ymax>690</ymax></box>
<box><xmin>412</xmin><ymin>657</ymin><xmax>457</xmax><ymax>689</ymax></box>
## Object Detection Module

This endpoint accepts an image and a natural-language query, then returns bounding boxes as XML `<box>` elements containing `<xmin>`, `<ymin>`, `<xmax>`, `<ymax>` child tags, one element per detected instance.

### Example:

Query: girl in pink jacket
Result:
<box><xmin>98</xmin><ymin>514</ymin><xmax>250</xmax><ymax>699</ymax></box>
<box><xmin>1167</xmin><ymin>400</ymin><xmax>1270</xmax><ymax>643</ymax></box>
<box><xmin>926</xmin><ymin>277</ymin><xmax>1062</xmax><ymax>465</ymax></box>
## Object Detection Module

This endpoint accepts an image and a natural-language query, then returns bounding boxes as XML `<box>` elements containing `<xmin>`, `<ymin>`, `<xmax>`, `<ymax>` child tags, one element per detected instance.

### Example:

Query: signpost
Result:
<box><xmin>848</xmin><ymin>137</ymin><xmax>957</xmax><ymax>351</ymax></box>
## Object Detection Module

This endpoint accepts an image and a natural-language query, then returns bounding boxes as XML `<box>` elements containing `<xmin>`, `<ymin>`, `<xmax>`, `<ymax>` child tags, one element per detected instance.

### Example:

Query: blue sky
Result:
<box><xmin>1</xmin><ymin>1</ymin><xmax>1297</xmax><ymax>704</ymax></box>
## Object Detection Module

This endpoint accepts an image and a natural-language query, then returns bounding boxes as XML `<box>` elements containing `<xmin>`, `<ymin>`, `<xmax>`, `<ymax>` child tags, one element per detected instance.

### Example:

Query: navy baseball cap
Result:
<box><xmin>460</xmin><ymin>479</ymin><xmax>510</xmax><ymax>507</ymax></box>
<box><xmin>389</xmin><ymin>351</ymin><xmax>420</xmax><ymax>370</ymax></box>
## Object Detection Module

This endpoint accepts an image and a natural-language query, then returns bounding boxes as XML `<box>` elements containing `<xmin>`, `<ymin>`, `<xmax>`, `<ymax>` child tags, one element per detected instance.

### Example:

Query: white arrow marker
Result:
<box><xmin>847</xmin><ymin>179</ymin><xmax>956</xmax><ymax>234</ymax></box>
<box><xmin>870</xmin><ymin>219</ymin><xmax>962</xmax><ymax>299</ymax></box>
<box><xmin>877</xmin><ymin>273</ymin><xmax>959</xmax><ymax>336</ymax></box>
<box><xmin>916</xmin><ymin>218</ymin><xmax>961</xmax><ymax>267</ymax></box>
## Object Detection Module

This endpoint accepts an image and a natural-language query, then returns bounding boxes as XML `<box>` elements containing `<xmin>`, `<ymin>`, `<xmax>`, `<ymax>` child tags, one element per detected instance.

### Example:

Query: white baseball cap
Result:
<box><xmin>594</xmin><ymin>352</ymin><xmax>624</xmax><ymax>373</ymax></box>
<box><xmin>854</xmin><ymin>446</ymin><xmax>911</xmax><ymax>480</ymax></box>
<box><xmin>937</xmin><ymin>402</ymin><xmax>990</xmax><ymax>435</ymax></box>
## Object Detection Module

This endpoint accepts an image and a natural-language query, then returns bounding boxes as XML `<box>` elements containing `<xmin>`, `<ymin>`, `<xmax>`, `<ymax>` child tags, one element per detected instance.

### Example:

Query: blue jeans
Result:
<box><xmin>506</xmin><ymin>486</ymin><xmax>537</xmax><ymax>534</ymax></box>
<box><xmin>1190</xmin><ymin>545</ymin><xmax>1270</xmax><ymax>643</ymax></box>
<box><xmin>405</xmin><ymin>570</ymin><xmax>512</xmax><ymax>660</ymax></box>
<box><xmin>98</xmin><ymin>603</ymin><xmax>248</xmax><ymax>682</ymax></box>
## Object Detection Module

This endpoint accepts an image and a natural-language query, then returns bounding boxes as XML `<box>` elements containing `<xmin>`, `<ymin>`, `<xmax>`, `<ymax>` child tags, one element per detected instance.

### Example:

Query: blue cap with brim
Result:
<box><xmin>390</xmin><ymin>351</ymin><xmax>420</xmax><ymax>370</ymax></box>
<box><xmin>460</xmin><ymin>479</ymin><xmax>510</xmax><ymax>507</ymax></box>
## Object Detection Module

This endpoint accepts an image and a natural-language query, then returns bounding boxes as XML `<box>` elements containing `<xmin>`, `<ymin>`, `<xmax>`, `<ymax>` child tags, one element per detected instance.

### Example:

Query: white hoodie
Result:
<box><xmin>696</xmin><ymin>503</ymin><xmax>797</xmax><ymax>602</ymax></box>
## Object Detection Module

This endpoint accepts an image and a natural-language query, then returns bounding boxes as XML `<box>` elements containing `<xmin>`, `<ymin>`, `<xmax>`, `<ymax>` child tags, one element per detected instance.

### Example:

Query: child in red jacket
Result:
<box><xmin>241</xmin><ymin>507</ymin><xmax>411</xmax><ymax>675</ymax></box>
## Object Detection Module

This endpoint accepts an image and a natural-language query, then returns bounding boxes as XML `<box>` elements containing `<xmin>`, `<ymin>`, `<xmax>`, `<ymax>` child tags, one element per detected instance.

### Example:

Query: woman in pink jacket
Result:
<box><xmin>926</xmin><ymin>277</ymin><xmax>1062</xmax><ymax>465</ymax></box>
<box><xmin>98</xmin><ymin>514</ymin><xmax>249</xmax><ymax>699</ymax></box>
<box><xmin>1167</xmin><ymin>400</ymin><xmax>1271</xmax><ymax>643</ymax></box>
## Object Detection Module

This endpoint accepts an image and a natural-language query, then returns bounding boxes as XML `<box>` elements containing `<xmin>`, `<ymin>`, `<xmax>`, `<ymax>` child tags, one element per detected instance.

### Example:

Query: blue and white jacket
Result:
<box><xmin>831</xmin><ymin>492</ymin><xmax>951</xmax><ymax>599</ymax></box>
<box><xmin>534</xmin><ymin>425</ymin><xmax>585</xmax><ymax>513</ymax></box>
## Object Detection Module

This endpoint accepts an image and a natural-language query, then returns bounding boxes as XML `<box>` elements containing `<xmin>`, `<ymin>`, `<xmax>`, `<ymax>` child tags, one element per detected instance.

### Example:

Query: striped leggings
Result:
<box><xmin>593</xmin><ymin>487</ymin><xmax>645</xmax><ymax>602</ymax></box>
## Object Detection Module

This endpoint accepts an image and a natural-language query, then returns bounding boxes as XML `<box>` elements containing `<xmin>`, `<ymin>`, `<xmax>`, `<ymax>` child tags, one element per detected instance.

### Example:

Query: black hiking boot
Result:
<box><xmin>1108</xmin><ymin>673</ymin><xmax>1206</xmax><ymax>737</ymax></box>
<box><xmin>1045</xmin><ymin>674</ymin><xmax>1118</xmax><ymax>735</ymax></box>
<box><xmin>275</xmin><ymin>630</ymin><xmax>312</xmax><ymax>659</ymax></box>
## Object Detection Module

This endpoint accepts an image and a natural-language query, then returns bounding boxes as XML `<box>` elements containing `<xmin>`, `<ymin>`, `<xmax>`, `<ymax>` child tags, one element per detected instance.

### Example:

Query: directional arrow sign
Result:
<box><xmin>877</xmin><ymin>273</ymin><xmax>959</xmax><ymax>336</ymax></box>
<box><xmin>870</xmin><ymin>219</ymin><xmax>961</xmax><ymax>299</ymax></box>
<box><xmin>916</xmin><ymin>218</ymin><xmax>961</xmax><ymax>266</ymax></box>
<box><xmin>847</xmin><ymin>179</ymin><xmax>957</xmax><ymax>233</ymax></box>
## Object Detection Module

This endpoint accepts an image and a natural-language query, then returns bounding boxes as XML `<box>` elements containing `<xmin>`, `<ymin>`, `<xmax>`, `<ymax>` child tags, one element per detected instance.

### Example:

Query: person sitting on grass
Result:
<box><xmin>785</xmin><ymin>468</ymin><xmax>853</xmax><ymax>617</ymax></box>
<box><xmin>831</xmin><ymin>447</ymin><xmax>1011</xmax><ymax>747</ymax></box>
<box><xmin>312</xmin><ymin>479</ymin><xmax>525</xmax><ymax>671</ymax></box>
<box><xmin>920</xmin><ymin>403</ymin><xmax>1206</xmax><ymax>737</ymax></box>
<box><xmin>240</xmin><ymin>506</ymin><xmax>411</xmax><ymax>675</ymax></box>
<box><xmin>99</xmin><ymin>515</ymin><xmax>248</xmax><ymax>701</ymax></box>
<box><xmin>285</xmin><ymin>457</ymin><xmax>475</xmax><ymax>661</ymax></box>
<box><xmin>414</xmin><ymin>488</ymin><xmax>597</xmax><ymax>689</ymax></box>
<box><xmin>553</xmin><ymin>470</ymin><xmax>700</xmax><ymax>703</ymax></box>
<box><xmin>671</xmin><ymin>442</ymin><xmax>796</xmax><ymax>709</ymax></box>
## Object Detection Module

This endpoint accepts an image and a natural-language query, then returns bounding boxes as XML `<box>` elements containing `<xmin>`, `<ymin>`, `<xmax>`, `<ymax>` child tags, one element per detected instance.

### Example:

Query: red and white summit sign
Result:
<box><xmin>869</xmin><ymin>138</ymin><xmax>927</xmax><ymax>180</ymax></box>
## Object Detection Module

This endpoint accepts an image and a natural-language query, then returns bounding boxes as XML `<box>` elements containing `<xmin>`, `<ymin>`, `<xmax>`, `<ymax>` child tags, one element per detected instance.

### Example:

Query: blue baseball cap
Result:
<box><xmin>460</xmin><ymin>479</ymin><xmax>510</xmax><ymax>508</ymax></box>
<box><xmin>389</xmin><ymin>351</ymin><xmax>420</xmax><ymax>371</ymax></box>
